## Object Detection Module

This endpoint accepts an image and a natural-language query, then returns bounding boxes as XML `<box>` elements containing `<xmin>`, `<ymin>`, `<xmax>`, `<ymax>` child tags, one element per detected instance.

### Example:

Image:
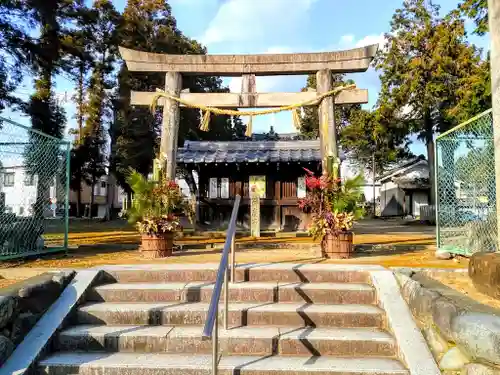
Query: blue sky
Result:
<box><xmin>2</xmin><ymin>0</ymin><xmax>491</xmax><ymax>157</ymax></box>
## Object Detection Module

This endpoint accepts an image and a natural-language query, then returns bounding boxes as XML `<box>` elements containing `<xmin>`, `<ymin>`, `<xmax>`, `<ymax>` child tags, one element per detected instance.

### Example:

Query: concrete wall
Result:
<box><xmin>0</xmin><ymin>271</ymin><xmax>75</xmax><ymax>366</ymax></box>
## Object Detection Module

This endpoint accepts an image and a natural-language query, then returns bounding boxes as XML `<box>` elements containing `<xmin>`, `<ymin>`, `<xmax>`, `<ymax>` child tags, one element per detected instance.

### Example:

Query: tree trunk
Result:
<box><xmin>90</xmin><ymin>177</ymin><xmax>96</xmax><ymax>219</ymax></box>
<box><xmin>76</xmin><ymin>183</ymin><xmax>82</xmax><ymax>217</ymax></box>
<box><xmin>105</xmin><ymin>173</ymin><xmax>116</xmax><ymax>221</ymax></box>
<box><xmin>77</xmin><ymin>63</ymin><xmax>84</xmax><ymax>142</ymax></box>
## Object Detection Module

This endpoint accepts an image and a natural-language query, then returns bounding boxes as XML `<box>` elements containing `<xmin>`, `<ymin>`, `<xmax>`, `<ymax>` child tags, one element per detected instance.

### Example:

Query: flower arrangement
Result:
<box><xmin>126</xmin><ymin>170</ymin><xmax>193</xmax><ymax>236</ymax></box>
<box><xmin>299</xmin><ymin>168</ymin><xmax>364</xmax><ymax>240</ymax></box>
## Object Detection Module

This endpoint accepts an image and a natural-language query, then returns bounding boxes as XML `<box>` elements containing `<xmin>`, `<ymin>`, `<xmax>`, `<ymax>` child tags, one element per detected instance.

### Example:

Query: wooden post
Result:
<box><xmin>250</xmin><ymin>191</ymin><xmax>260</xmax><ymax>238</ymax></box>
<box><xmin>241</xmin><ymin>74</ymin><xmax>257</xmax><ymax>107</ymax></box>
<box><xmin>161</xmin><ymin>72</ymin><xmax>182</xmax><ymax>180</ymax></box>
<box><xmin>489</xmin><ymin>0</ymin><xmax>500</xmax><ymax>250</ymax></box>
<box><xmin>316</xmin><ymin>69</ymin><xmax>338</xmax><ymax>176</ymax></box>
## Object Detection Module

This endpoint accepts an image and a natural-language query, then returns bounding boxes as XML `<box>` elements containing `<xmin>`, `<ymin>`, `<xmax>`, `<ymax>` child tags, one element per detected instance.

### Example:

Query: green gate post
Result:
<box><xmin>64</xmin><ymin>142</ymin><xmax>70</xmax><ymax>252</ymax></box>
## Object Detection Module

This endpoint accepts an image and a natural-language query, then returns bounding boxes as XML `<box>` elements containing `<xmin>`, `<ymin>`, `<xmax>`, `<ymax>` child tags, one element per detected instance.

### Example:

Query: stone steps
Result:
<box><xmin>87</xmin><ymin>281</ymin><xmax>376</xmax><ymax>304</ymax></box>
<box><xmin>38</xmin><ymin>352</ymin><xmax>409</xmax><ymax>375</ymax></box>
<box><xmin>36</xmin><ymin>264</ymin><xmax>434</xmax><ymax>374</ymax></box>
<box><xmin>57</xmin><ymin>325</ymin><xmax>396</xmax><ymax>356</ymax></box>
<box><xmin>100</xmin><ymin>263</ymin><xmax>377</xmax><ymax>284</ymax></box>
<box><xmin>75</xmin><ymin>301</ymin><xmax>385</xmax><ymax>328</ymax></box>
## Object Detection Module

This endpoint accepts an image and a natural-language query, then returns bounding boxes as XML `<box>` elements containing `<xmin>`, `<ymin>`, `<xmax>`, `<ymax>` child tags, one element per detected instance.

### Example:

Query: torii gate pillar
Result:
<box><xmin>162</xmin><ymin>72</ymin><xmax>182</xmax><ymax>180</ymax></box>
<box><xmin>317</xmin><ymin>69</ymin><xmax>339</xmax><ymax>177</ymax></box>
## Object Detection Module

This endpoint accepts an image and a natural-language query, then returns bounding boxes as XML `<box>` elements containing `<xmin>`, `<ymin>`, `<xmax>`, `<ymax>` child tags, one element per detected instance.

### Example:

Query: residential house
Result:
<box><xmin>69</xmin><ymin>175</ymin><xmax>126</xmax><ymax>218</ymax></box>
<box><xmin>0</xmin><ymin>165</ymin><xmax>61</xmax><ymax>217</ymax></box>
<box><xmin>377</xmin><ymin>155</ymin><xmax>431</xmax><ymax>217</ymax></box>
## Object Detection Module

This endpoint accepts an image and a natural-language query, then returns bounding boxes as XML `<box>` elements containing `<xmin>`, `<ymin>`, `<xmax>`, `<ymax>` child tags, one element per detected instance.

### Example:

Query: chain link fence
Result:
<box><xmin>0</xmin><ymin>116</ymin><xmax>70</xmax><ymax>260</ymax></box>
<box><xmin>436</xmin><ymin>109</ymin><xmax>496</xmax><ymax>256</ymax></box>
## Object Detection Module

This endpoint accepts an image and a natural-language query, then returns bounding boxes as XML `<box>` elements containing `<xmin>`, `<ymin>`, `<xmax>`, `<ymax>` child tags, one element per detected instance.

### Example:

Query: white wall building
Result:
<box><xmin>0</xmin><ymin>165</ymin><xmax>60</xmax><ymax>217</ymax></box>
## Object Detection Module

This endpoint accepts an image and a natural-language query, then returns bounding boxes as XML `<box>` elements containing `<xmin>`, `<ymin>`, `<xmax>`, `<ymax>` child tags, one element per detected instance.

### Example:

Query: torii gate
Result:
<box><xmin>118</xmin><ymin>45</ymin><xmax>378</xmax><ymax>179</ymax></box>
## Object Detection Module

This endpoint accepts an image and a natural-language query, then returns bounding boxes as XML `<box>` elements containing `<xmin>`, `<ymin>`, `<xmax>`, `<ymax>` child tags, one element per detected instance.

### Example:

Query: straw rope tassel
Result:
<box><xmin>245</xmin><ymin>115</ymin><xmax>253</xmax><ymax>137</ymax></box>
<box><xmin>200</xmin><ymin>110</ymin><xmax>211</xmax><ymax>132</ymax></box>
<box><xmin>151</xmin><ymin>84</ymin><xmax>355</xmax><ymax>117</ymax></box>
<box><xmin>150</xmin><ymin>84</ymin><xmax>357</xmax><ymax>134</ymax></box>
<box><xmin>292</xmin><ymin>108</ymin><xmax>302</xmax><ymax>130</ymax></box>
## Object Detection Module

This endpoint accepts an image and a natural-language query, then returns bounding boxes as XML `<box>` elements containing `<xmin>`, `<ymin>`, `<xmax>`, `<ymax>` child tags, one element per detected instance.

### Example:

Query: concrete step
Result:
<box><xmin>100</xmin><ymin>264</ymin><xmax>380</xmax><ymax>284</ymax></box>
<box><xmin>38</xmin><ymin>352</ymin><xmax>409</xmax><ymax>375</ymax></box>
<box><xmin>75</xmin><ymin>302</ymin><xmax>385</xmax><ymax>328</ymax></box>
<box><xmin>58</xmin><ymin>325</ymin><xmax>396</xmax><ymax>357</ymax></box>
<box><xmin>87</xmin><ymin>281</ymin><xmax>376</xmax><ymax>305</ymax></box>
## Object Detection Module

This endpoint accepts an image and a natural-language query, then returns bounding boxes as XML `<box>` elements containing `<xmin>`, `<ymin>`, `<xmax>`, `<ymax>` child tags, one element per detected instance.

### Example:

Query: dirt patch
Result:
<box><xmin>431</xmin><ymin>271</ymin><xmax>500</xmax><ymax>310</ymax></box>
<box><xmin>0</xmin><ymin>246</ymin><xmax>465</xmax><ymax>271</ymax></box>
<box><xmin>0</xmin><ymin>278</ymin><xmax>24</xmax><ymax>289</ymax></box>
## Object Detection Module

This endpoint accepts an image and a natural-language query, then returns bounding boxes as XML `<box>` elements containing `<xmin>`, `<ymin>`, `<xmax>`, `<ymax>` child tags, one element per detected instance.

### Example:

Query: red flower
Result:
<box><xmin>305</xmin><ymin>176</ymin><xmax>321</xmax><ymax>190</ymax></box>
<box><xmin>302</xmin><ymin>167</ymin><xmax>315</xmax><ymax>176</ymax></box>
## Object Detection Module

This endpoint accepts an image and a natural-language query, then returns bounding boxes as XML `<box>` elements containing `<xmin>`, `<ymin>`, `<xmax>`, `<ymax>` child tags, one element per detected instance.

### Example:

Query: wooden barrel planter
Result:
<box><xmin>140</xmin><ymin>233</ymin><xmax>174</xmax><ymax>258</ymax></box>
<box><xmin>321</xmin><ymin>231</ymin><xmax>354</xmax><ymax>259</ymax></box>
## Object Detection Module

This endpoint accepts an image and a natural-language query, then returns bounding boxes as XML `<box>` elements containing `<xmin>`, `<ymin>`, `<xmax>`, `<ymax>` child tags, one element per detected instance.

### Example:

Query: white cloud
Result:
<box><xmin>200</xmin><ymin>0</ymin><xmax>318</xmax><ymax>45</ymax></box>
<box><xmin>355</xmin><ymin>33</ymin><xmax>386</xmax><ymax>49</ymax></box>
<box><xmin>340</xmin><ymin>34</ymin><xmax>355</xmax><ymax>45</ymax></box>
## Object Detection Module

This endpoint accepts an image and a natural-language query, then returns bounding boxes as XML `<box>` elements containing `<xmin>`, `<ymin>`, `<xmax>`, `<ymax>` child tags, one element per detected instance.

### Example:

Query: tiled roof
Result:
<box><xmin>177</xmin><ymin>140</ymin><xmax>321</xmax><ymax>164</ymax></box>
<box><xmin>377</xmin><ymin>155</ymin><xmax>427</xmax><ymax>181</ymax></box>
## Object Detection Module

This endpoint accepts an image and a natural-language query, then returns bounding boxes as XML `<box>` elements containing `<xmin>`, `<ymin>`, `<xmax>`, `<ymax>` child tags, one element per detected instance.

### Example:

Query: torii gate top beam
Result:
<box><xmin>118</xmin><ymin>44</ymin><xmax>378</xmax><ymax>76</ymax></box>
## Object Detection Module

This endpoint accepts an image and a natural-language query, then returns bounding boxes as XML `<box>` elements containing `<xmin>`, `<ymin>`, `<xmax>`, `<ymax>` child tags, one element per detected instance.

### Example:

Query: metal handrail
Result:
<box><xmin>202</xmin><ymin>194</ymin><xmax>241</xmax><ymax>343</ymax></box>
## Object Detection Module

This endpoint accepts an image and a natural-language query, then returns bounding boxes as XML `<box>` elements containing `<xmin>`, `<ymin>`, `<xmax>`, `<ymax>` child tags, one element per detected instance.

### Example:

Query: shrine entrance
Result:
<box><xmin>119</xmin><ymin>45</ymin><xmax>378</xmax><ymax>176</ymax></box>
<box><xmin>119</xmin><ymin>46</ymin><xmax>378</xmax><ymax>230</ymax></box>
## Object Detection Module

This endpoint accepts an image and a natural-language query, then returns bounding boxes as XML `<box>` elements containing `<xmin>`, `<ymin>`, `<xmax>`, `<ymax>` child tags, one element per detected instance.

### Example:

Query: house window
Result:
<box><xmin>3</xmin><ymin>173</ymin><xmax>14</xmax><ymax>187</ymax></box>
<box><xmin>101</xmin><ymin>181</ymin><xmax>106</xmax><ymax>188</ymax></box>
<box><xmin>24</xmin><ymin>174</ymin><xmax>35</xmax><ymax>186</ymax></box>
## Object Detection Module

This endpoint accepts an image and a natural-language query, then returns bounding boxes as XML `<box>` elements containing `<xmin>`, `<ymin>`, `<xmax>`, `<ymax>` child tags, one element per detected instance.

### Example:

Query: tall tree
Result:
<box><xmin>340</xmin><ymin>108</ymin><xmax>412</xmax><ymax>172</ymax></box>
<box><xmin>66</xmin><ymin>10</ymin><xmax>95</xmax><ymax>217</ymax></box>
<box><xmin>0</xmin><ymin>0</ymin><xmax>33</xmax><ymax>113</ymax></box>
<box><xmin>458</xmin><ymin>0</ymin><xmax>488</xmax><ymax>35</ymax></box>
<box><xmin>78</xmin><ymin>0</ymin><xmax>120</xmax><ymax>218</ymax></box>
<box><xmin>375</xmin><ymin>0</ymin><xmax>489</xmax><ymax>203</ymax></box>
<box><xmin>113</xmin><ymin>0</ymin><xmax>243</xmax><ymax>194</ymax></box>
<box><xmin>23</xmin><ymin>0</ymin><xmax>86</xmax><ymax>217</ymax></box>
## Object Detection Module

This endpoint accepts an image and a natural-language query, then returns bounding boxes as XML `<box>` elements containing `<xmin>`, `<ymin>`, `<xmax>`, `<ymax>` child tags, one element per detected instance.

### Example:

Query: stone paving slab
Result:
<box><xmin>76</xmin><ymin>301</ymin><xmax>385</xmax><ymax>328</ymax></box>
<box><xmin>98</xmin><ymin>263</ymin><xmax>382</xmax><ymax>283</ymax></box>
<box><xmin>39</xmin><ymin>352</ymin><xmax>409</xmax><ymax>375</ymax></box>
<box><xmin>89</xmin><ymin>281</ymin><xmax>375</xmax><ymax>304</ymax></box>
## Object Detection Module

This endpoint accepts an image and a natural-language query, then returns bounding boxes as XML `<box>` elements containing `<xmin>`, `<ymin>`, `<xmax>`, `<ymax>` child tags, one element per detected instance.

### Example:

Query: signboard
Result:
<box><xmin>249</xmin><ymin>176</ymin><xmax>266</xmax><ymax>198</ymax></box>
<box><xmin>220</xmin><ymin>178</ymin><xmax>229</xmax><ymax>199</ymax></box>
<box><xmin>297</xmin><ymin>177</ymin><xmax>306</xmax><ymax>198</ymax></box>
<box><xmin>209</xmin><ymin>178</ymin><xmax>218</xmax><ymax>199</ymax></box>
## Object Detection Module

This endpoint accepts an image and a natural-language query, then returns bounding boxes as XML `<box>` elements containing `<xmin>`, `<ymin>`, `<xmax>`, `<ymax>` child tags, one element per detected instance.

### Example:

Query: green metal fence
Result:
<box><xmin>0</xmin><ymin>116</ymin><xmax>70</xmax><ymax>260</ymax></box>
<box><xmin>435</xmin><ymin>109</ymin><xmax>496</xmax><ymax>256</ymax></box>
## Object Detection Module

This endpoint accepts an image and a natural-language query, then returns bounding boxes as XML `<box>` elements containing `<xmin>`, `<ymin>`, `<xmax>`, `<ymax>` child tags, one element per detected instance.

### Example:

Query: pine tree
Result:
<box><xmin>0</xmin><ymin>0</ymin><xmax>32</xmax><ymax>113</ymax></box>
<box><xmin>22</xmin><ymin>0</ymin><xmax>86</xmax><ymax>217</ymax></box>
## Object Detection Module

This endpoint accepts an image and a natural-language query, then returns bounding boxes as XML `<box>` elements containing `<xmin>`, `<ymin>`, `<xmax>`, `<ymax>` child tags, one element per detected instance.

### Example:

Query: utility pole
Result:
<box><xmin>488</xmin><ymin>0</ymin><xmax>500</xmax><ymax>250</ymax></box>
